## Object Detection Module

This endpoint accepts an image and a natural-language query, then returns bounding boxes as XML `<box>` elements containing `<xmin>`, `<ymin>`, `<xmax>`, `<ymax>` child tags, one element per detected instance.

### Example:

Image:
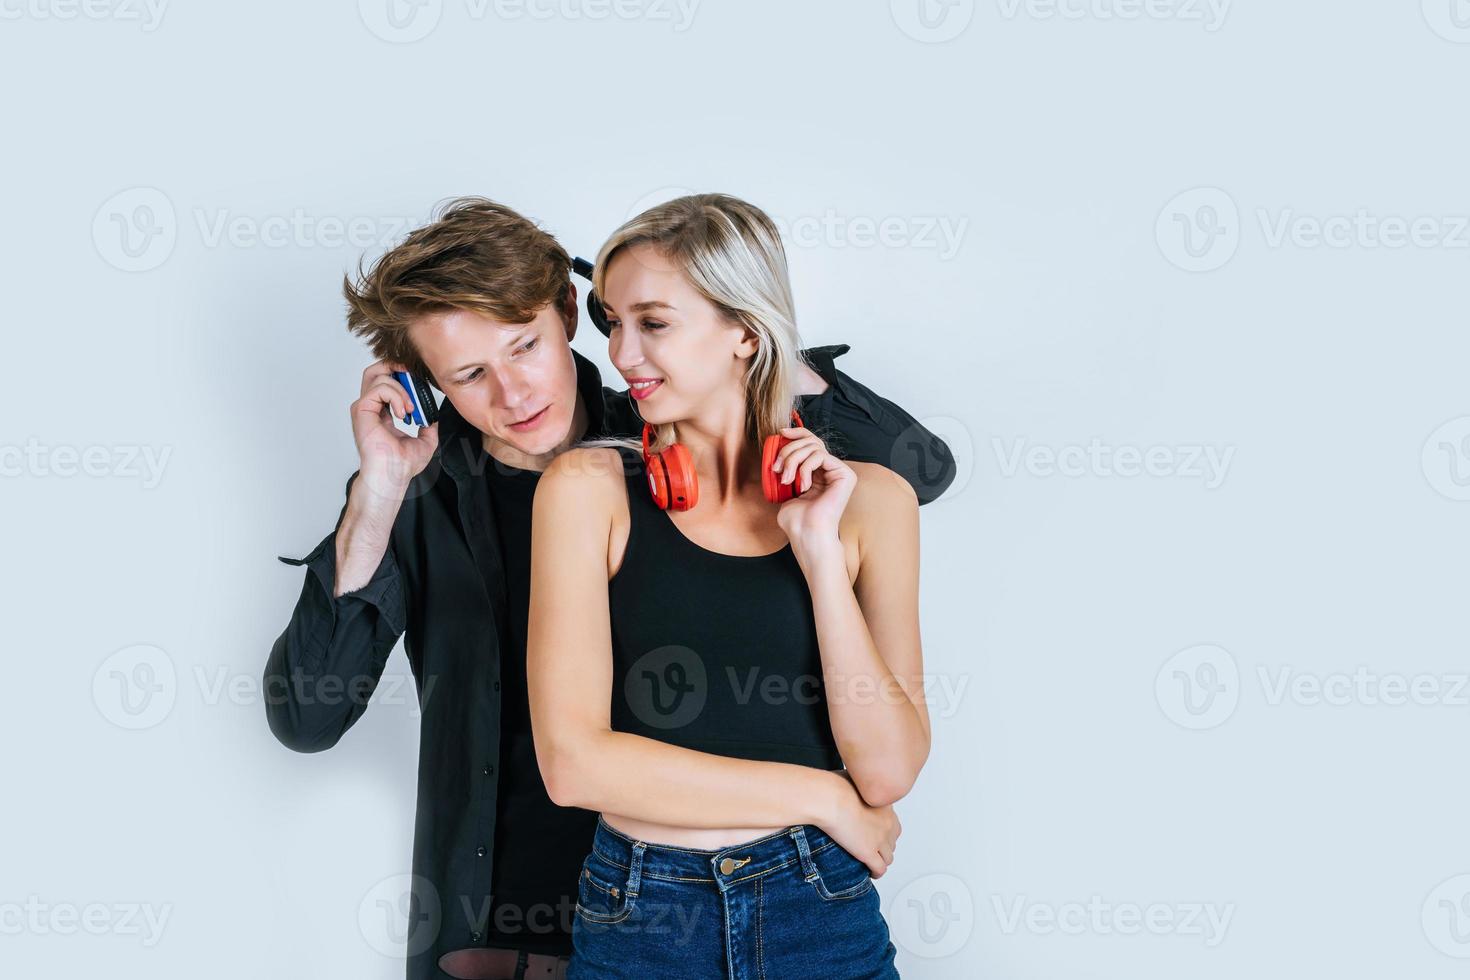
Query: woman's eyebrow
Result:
<box><xmin>602</xmin><ymin>299</ymin><xmax>677</xmax><ymax>314</ymax></box>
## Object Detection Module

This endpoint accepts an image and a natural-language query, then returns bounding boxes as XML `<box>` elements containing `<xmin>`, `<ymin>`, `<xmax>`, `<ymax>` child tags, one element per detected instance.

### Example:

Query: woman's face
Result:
<box><xmin>602</xmin><ymin>244</ymin><xmax>754</xmax><ymax>427</ymax></box>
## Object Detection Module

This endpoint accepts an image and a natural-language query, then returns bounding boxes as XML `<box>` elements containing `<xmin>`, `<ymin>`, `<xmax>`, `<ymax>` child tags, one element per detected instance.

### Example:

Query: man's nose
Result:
<box><xmin>488</xmin><ymin>365</ymin><xmax>532</xmax><ymax>410</ymax></box>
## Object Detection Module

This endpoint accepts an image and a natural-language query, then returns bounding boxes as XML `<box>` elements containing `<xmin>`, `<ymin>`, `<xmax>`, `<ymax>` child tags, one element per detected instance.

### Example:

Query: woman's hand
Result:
<box><xmin>819</xmin><ymin>770</ymin><xmax>901</xmax><ymax>878</ymax></box>
<box><xmin>773</xmin><ymin>427</ymin><xmax>855</xmax><ymax>557</ymax></box>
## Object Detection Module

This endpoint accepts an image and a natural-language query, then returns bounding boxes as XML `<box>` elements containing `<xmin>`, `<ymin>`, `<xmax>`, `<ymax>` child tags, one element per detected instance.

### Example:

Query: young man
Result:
<box><xmin>264</xmin><ymin>197</ymin><xmax>956</xmax><ymax>980</ymax></box>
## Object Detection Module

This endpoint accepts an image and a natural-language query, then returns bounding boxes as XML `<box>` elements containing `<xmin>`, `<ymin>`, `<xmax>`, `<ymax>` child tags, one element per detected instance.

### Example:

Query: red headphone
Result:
<box><xmin>642</xmin><ymin>410</ymin><xmax>806</xmax><ymax>511</ymax></box>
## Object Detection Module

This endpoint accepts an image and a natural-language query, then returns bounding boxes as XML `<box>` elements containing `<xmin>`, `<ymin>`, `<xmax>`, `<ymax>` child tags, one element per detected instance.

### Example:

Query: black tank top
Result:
<box><xmin>607</xmin><ymin>445</ymin><xmax>844</xmax><ymax>771</ymax></box>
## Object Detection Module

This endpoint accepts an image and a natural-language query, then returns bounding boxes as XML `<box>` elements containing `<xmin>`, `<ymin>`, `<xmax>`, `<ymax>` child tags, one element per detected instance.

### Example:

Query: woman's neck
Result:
<box><xmin>671</xmin><ymin>401</ymin><xmax>759</xmax><ymax>505</ymax></box>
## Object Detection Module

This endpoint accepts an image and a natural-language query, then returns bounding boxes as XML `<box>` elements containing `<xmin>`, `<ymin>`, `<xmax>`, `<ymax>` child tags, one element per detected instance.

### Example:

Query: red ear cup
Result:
<box><xmin>646</xmin><ymin>452</ymin><xmax>671</xmax><ymax>510</ymax></box>
<box><xmin>761</xmin><ymin>409</ymin><xmax>808</xmax><ymax>504</ymax></box>
<box><xmin>642</xmin><ymin>423</ymin><xmax>699</xmax><ymax>511</ymax></box>
<box><xmin>761</xmin><ymin>432</ymin><xmax>796</xmax><ymax>503</ymax></box>
<box><xmin>660</xmin><ymin>442</ymin><xmax>698</xmax><ymax>511</ymax></box>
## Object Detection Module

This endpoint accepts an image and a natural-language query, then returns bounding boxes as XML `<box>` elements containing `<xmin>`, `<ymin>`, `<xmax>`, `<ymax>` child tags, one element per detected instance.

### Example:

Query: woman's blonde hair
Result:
<box><xmin>585</xmin><ymin>193</ymin><xmax>803</xmax><ymax>455</ymax></box>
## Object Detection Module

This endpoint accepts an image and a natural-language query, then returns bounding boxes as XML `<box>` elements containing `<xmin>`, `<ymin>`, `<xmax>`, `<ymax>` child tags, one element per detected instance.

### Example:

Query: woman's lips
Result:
<box><xmin>627</xmin><ymin>379</ymin><xmax>663</xmax><ymax>401</ymax></box>
<box><xmin>509</xmin><ymin>406</ymin><xmax>550</xmax><ymax>431</ymax></box>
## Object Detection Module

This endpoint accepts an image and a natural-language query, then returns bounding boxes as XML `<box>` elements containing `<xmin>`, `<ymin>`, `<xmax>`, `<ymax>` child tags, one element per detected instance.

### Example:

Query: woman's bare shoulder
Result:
<box><xmin>836</xmin><ymin>462</ymin><xmax>918</xmax><ymax>562</ymax></box>
<box><xmin>538</xmin><ymin>446</ymin><xmax>630</xmax><ymax>506</ymax></box>
<box><xmin>845</xmin><ymin>461</ymin><xmax>919</xmax><ymax>515</ymax></box>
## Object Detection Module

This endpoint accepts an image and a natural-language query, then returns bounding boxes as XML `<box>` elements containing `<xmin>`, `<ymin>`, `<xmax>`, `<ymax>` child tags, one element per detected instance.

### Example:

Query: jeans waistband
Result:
<box><xmin>589</xmin><ymin>815</ymin><xmax>842</xmax><ymax>894</ymax></box>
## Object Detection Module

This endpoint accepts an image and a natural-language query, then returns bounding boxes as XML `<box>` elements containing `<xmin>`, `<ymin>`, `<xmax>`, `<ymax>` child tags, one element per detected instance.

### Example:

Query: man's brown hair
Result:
<box><xmin>344</xmin><ymin>197</ymin><xmax>572</xmax><ymax>383</ymax></box>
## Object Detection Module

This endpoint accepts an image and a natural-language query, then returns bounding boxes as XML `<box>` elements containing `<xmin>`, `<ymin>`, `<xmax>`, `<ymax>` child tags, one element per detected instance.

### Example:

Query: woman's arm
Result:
<box><xmin>526</xmin><ymin>448</ymin><xmax>863</xmax><ymax>833</ymax></box>
<box><xmin>780</xmin><ymin>453</ymin><xmax>932</xmax><ymax>807</ymax></box>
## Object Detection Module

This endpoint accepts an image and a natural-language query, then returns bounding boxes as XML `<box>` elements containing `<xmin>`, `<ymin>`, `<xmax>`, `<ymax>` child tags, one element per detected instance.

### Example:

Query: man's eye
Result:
<box><xmin>459</xmin><ymin>369</ymin><xmax>482</xmax><ymax>385</ymax></box>
<box><xmin>642</xmin><ymin>320</ymin><xmax>667</xmax><ymax>331</ymax></box>
<box><xmin>605</xmin><ymin>317</ymin><xmax>621</xmax><ymax>332</ymax></box>
<box><xmin>520</xmin><ymin>337</ymin><xmax>539</xmax><ymax>353</ymax></box>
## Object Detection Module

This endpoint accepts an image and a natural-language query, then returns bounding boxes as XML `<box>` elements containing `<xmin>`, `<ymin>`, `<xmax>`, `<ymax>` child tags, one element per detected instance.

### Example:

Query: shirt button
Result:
<box><xmin>493</xmin><ymin>681</ymin><xmax>501</xmax><ymax>692</ymax></box>
<box><xmin>470</xmin><ymin>931</ymin><xmax>482</xmax><ymax>943</ymax></box>
<box><xmin>476</xmin><ymin>846</ymin><xmax>487</xmax><ymax>857</ymax></box>
<box><xmin>482</xmin><ymin>764</ymin><xmax>494</xmax><ymax>776</ymax></box>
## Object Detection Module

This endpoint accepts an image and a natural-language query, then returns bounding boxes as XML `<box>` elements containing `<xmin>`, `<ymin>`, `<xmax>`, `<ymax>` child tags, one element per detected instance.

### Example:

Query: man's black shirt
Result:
<box><xmin>481</xmin><ymin>457</ymin><xmax>591</xmax><ymax>954</ymax></box>
<box><xmin>264</xmin><ymin>344</ymin><xmax>956</xmax><ymax>980</ymax></box>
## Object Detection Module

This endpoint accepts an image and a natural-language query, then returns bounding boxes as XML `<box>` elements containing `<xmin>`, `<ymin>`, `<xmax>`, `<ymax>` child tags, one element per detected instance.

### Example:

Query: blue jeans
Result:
<box><xmin>568</xmin><ymin>815</ymin><xmax>899</xmax><ymax>979</ymax></box>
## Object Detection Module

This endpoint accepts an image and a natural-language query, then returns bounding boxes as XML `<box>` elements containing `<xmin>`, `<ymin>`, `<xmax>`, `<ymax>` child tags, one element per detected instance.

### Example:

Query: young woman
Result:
<box><xmin>526</xmin><ymin>194</ymin><xmax>929</xmax><ymax>978</ymax></box>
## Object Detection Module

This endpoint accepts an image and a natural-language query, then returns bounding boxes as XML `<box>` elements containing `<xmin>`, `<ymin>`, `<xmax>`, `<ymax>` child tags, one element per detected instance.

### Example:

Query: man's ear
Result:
<box><xmin>560</xmin><ymin>282</ymin><xmax>579</xmax><ymax>343</ymax></box>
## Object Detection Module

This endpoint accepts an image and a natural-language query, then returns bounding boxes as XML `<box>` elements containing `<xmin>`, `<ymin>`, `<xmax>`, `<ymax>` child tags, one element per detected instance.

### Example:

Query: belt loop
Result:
<box><xmin>788</xmin><ymin>825</ymin><xmax>818</xmax><ymax>881</ymax></box>
<box><xmin>626</xmin><ymin>840</ymin><xmax>646</xmax><ymax>899</ymax></box>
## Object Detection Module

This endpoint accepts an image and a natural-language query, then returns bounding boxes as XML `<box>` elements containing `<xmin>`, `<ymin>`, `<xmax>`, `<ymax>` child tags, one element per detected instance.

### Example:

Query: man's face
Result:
<box><xmin>409</xmin><ymin>292</ymin><xmax>583</xmax><ymax>465</ymax></box>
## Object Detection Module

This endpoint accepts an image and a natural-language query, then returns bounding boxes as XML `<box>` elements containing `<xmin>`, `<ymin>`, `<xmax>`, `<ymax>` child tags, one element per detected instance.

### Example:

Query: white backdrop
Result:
<box><xmin>3</xmin><ymin>2</ymin><xmax>1468</xmax><ymax>978</ymax></box>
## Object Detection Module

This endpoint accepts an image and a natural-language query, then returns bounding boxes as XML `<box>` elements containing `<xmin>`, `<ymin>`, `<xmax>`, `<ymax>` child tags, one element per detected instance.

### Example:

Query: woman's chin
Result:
<box><xmin>634</xmin><ymin>405</ymin><xmax>678</xmax><ymax>426</ymax></box>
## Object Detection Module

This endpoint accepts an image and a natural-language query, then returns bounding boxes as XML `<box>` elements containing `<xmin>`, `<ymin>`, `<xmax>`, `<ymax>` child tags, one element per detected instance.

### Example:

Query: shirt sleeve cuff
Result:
<box><xmin>277</xmin><ymin>528</ymin><xmax>402</xmax><ymax>627</ymax></box>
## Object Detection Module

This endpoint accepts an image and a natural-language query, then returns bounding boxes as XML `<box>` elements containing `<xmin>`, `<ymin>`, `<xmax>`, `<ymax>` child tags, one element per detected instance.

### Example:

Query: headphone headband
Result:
<box><xmin>572</xmin><ymin>256</ymin><xmax>612</xmax><ymax>337</ymax></box>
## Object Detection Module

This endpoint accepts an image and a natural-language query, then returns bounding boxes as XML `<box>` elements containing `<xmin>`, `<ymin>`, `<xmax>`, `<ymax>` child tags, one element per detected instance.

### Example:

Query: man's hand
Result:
<box><xmin>351</xmin><ymin>360</ymin><xmax>440</xmax><ymax>501</ymax></box>
<box><xmin>334</xmin><ymin>361</ymin><xmax>439</xmax><ymax>597</ymax></box>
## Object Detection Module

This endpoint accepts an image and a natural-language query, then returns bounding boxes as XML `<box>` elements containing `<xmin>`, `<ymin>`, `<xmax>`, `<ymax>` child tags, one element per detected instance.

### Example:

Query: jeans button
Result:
<box><xmin>719</xmin><ymin>857</ymin><xmax>736</xmax><ymax>875</ymax></box>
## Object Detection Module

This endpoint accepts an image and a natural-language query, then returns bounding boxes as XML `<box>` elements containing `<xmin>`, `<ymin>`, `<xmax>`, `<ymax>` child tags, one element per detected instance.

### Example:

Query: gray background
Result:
<box><xmin>3</xmin><ymin>1</ymin><xmax>1467</xmax><ymax>977</ymax></box>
